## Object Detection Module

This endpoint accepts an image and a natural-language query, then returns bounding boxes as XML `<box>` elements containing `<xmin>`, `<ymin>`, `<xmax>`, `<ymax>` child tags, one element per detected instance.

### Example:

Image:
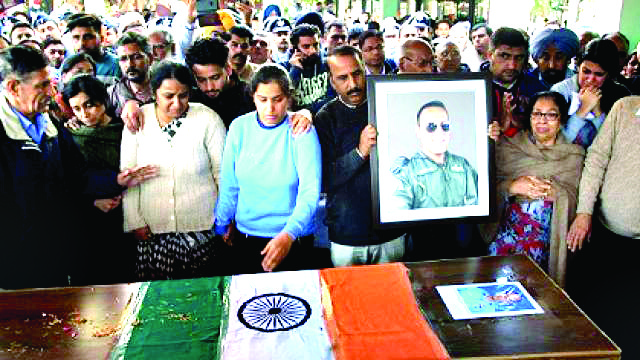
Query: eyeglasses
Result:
<box><xmin>229</xmin><ymin>41</ymin><xmax>250</xmax><ymax>50</ymax></box>
<box><xmin>426</xmin><ymin>122</ymin><xmax>450</xmax><ymax>133</ymax></box>
<box><xmin>252</xmin><ymin>40</ymin><xmax>269</xmax><ymax>48</ymax></box>
<box><xmin>531</xmin><ymin>111</ymin><xmax>560</xmax><ymax>121</ymax></box>
<box><xmin>438</xmin><ymin>50</ymin><xmax>460</xmax><ymax>59</ymax></box>
<box><xmin>330</xmin><ymin>34</ymin><xmax>346</xmax><ymax>41</ymax></box>
<box><xmin>402</xmin><ymin>56</ymin><xmax>433</xmax><ymax>68</ymax></box>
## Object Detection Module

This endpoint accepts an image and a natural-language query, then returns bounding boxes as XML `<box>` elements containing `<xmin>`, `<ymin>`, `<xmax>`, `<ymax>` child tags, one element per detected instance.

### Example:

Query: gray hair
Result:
<box><xmin>0</xmin><ymin>45</ymin><xmax>48</xmax><ymax>84</ymax></box>
<box><xmin>149</xmin><ymin>28</ymin><xmax>174</xmax><ymax>45</ymax></box>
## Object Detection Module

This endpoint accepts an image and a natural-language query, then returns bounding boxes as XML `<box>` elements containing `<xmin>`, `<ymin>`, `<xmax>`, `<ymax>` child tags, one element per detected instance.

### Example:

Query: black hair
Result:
<box><xmin>18</xmin><ymin>39</ymin><xmax>41</xmax><ymax>50</ymax></box>
<box><xmin>61</xmin><ymin>74</ymin><xmax>108</xmax><ymax>108</ymax></box>
<box><xmin>42</xmin><ymin>37</ymin><xmax>64</xmax><ymax>50</ymax></box>
<box><xmin>348</xmin><ymin>27</ymin><xmax>364</xmax><ymax>43</ymax></box>
<box><xmin>290</xmin><ymin>24</ymin><xmax>320</xmax><ymax>48</ymax></box>
<box><xmin>490</xmin><ymin>27</ymin><xmax>529</xmax><ymax>53</ymax></box>
<box><xmin>149</xmin><ymin>61</ymin><xmax>194</xmax><ymax>94</ymax></box>
<box><xmin>65</xmin><ymin>13</ymin><xmax>102</xmax><ymax>34</ymax></box>
<box><xmin>60</xmin><ymin>53</ymin><xmax>96</xmax><ymax>76</ymax></box>
<box><xmin>328</xmin><ymin>45</ymin><xmax>363</xmax><ymax>59</ymax></box>
<box><xmin>12</xmin><ymin>11</ymin><xmax>31</xmax><ymax>24</ymax></box>
<box><xmin>0</xmin><ymin>45</ymin><xmax>48</xmax><ymax>82</ymax></box>
<box><xmin>325</xmin><ymin>21</ymin><xmax>345</xmax><ymax>34</ymax></box>
<box><xmin>577</xmin><ymin>38</ymin><xmax>620</xmax><ymax>77</ymax></box>
<box><xmin>577</xmin><ymin>39</ymin><xmax>626</xmax><ymax>114</ymax></box>
<box><xmin>250</xmin><ymin>64</ymin><xmax>292</xmax><ymax>98</ymax></box>
<box><xmin>416</xmin><ymin>100</ymin><xmax>448</xmax><ymax>124</ymax></box>
<box><xmin>116</xmin><ymin>31</ymin><xmax>150</xmax><ymax>54</ymax></box>
<box><xmin>470</xmin><ymin>23</ymin><xmax>492</xmax><ymax>38</ymax></box>
<box><xmin>185</xmin><ymin>37</ymin><xmax>229</xmax><ymax>70</ymax></box>
<box><xmin>229</xmin><ymin>25</ymin><xmax>254</xmax><ymax>42</ymax></box>
<box><xmin>436</xmin><ymin>19</ymin><xmax>450</xmax><ymax>28</ymax></box>
<box><xmin>523</xmin><ymin>91</ymin><xmax>569</xmax><ymax>133</ymax></box>
<box><xmin>9</xmin><ymin>22</ymin><xmax>33</xmax><ymax>41</ymax></box>
<box><xmin>327</xmin><ymin>45</ymin><xmax>364</xmax><ymax>76</ymax></box>
<box><xmin>358</xmin><ymin>30</ymin><xmax>382</xmax><ymax>49</ymax></box>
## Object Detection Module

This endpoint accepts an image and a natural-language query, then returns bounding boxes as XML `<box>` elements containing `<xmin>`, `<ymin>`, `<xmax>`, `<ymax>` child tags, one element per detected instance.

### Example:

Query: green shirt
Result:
<box><xmin>391</xmin><ymin>151</ymin><xmax>478</xmax><ymax>209</ymax></box>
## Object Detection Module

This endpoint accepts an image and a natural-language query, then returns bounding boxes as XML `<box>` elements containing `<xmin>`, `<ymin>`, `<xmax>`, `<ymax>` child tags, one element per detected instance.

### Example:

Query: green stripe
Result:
<box><xmin>112</xmin><ymin>277</ymin><xmax>229</xmax><ymax>359</ymax></box>
<box><xmin>215</xmin><ymin>276</ymin><xmax>232</xmax><ymax>360</ymax></box>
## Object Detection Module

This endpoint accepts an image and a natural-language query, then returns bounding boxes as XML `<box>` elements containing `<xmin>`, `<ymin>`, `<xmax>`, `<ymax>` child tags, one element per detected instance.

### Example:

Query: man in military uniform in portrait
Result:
<box><xmin>391</xmin><ymin>100</ymin><xmax>478</xmax><ymax>209</ymax></box>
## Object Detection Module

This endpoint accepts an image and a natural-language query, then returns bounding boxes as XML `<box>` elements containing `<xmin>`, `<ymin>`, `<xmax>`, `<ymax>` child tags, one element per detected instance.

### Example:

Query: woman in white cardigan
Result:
<box><xmin>121</xmin><ymin>61</ymin><xmax>226</xmax><ymax>280</ymax></box>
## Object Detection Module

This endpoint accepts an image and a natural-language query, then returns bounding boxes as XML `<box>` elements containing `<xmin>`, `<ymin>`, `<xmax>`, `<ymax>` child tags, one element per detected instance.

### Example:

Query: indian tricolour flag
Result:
<box><xmin>110</xmin><ymin>263</ymin><xmax>450</xmax><ymax>360</ymax></box>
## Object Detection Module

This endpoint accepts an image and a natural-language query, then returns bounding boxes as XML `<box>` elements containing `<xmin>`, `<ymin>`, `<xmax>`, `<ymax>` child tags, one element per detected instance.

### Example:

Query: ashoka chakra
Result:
<box><xmin>237</xmin><ymin>293</ymin><xmax>311</xmax><ymax>332</ymax></box>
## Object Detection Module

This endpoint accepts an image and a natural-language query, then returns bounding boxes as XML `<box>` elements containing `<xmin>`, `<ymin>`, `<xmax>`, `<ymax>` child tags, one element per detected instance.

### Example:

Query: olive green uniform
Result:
<box><xmin>391</xmin><ymin>151</ymin><xmax>478</xmax><ymax>209</ymax></box>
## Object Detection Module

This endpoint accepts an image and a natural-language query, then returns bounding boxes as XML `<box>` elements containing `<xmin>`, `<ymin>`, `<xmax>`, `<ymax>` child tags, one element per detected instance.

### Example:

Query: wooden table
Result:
<box><xmin>0</xmin><ymin>256</ymin><xmax>620</xmax><ymax>359</ymax></box>
<box><xmin>407</xmin><ymin>255</ymin><xmax>620</xmax><ymax>359</ymax></box>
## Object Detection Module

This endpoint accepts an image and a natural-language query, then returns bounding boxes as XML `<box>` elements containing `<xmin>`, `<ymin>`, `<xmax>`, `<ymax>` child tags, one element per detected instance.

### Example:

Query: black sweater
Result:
<box><xmin>315</xmin><ymin>98</ymin><xmax>404</xmax><ymax>246</ymax></box>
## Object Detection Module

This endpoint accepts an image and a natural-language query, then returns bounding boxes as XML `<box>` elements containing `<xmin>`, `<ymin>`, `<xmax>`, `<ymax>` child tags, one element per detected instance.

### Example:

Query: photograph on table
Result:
<box><xmin>369</xmin><ymin>73</ymin><xmax>494</xmax><ymax>228</ymax></box>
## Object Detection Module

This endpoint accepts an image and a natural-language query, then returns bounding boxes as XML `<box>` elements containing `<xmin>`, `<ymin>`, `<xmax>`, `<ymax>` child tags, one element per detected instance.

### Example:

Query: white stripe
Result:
<box><xmin>109</xmin><ymin>282</ymin><xmax>150</xmax><ymax>360</ymax></box>
<box><xmin>221</xmin><ymin>270</ymin><xmax>334</xmax><ymax>360</ymax></box>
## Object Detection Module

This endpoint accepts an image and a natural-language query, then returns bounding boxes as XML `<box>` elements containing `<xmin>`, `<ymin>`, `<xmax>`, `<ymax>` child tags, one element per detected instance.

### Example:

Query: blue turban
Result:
<box><xmin>263</xmin><ymin>5</ymin><xmax>282</xmax><ymax>21</ymax></box>
<box><xmin>530</xmin><ymin>28</ymin><xmax>580</xmax><ymax>60</ymax></box>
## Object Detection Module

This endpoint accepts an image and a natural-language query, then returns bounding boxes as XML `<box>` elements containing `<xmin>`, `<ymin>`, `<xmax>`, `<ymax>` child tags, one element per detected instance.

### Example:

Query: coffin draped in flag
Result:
<box><xmin>111</xmin><ymin>263</ymin><xmax>450</xmax><ymax>360</ymax></box>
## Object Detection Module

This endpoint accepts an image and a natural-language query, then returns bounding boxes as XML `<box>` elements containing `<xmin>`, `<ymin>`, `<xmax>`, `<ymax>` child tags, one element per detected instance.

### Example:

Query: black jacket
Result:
<box><xmin>315</xmin><ymin>98</ymin><xmax>403</xmax><ymax>246</ymax></box>
<box><xmin>0</xmin><ymin>96</ymin><xmax>122</xmax><ymax>289</ymax></box>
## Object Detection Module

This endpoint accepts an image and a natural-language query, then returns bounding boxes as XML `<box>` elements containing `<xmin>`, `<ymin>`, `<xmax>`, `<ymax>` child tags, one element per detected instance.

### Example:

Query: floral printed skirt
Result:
<box><xmin>489</xmin><ymin>198</ymin><xmax>553</xmax><ymax>270</ymax></box>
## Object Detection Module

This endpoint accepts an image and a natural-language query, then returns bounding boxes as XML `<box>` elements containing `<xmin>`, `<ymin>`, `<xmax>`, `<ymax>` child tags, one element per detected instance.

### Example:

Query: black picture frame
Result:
<box><xmin>368</xmin><ymin>72</ymin><xmax>495</xmax><ymax>229</ymax></box>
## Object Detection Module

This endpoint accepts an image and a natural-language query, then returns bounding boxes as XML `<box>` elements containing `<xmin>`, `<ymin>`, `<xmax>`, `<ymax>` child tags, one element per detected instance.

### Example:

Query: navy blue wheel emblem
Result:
<box><xmin>238</xmin><ymin>293</ymin><xmax>311</xmax><ymax>332</ymax></box>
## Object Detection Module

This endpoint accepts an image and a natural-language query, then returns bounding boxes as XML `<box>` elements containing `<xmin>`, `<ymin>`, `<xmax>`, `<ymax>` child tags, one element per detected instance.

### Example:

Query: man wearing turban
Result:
<box><xmin>529</xmin><ymin>28</ymin><xmax>580</xmax><ymax>89</ymax></box>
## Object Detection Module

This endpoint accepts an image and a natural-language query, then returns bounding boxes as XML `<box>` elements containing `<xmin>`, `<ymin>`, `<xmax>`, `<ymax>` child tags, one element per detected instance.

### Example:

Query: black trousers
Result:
<box><xmin>566</xmin><ymin>218</ymin><xmax>638</xmax><ymax>358</ymax></box>
<box><xmin>229</xmin><ymin>227</ymin><xmax>315</xmax><ymax>274</ymax></box>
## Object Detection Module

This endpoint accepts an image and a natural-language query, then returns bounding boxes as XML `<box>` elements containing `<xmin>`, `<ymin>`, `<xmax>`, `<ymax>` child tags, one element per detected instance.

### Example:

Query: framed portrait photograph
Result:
<box><xmin>369</xmin><ymin>73</ymin><xmax>494</xmax><ymax>228</ymax></box>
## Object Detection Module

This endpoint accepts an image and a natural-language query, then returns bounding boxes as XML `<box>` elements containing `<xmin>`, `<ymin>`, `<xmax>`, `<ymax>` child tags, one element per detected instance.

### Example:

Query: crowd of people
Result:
<box><xmin>0</xmin><ymin>2</ymin><xmax>638</xmax><ymax>355</ymax></box>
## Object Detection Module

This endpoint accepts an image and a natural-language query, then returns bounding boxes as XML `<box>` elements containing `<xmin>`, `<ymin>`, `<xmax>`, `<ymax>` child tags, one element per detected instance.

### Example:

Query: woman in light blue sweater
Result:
<box><xmin>215</xmin><ymin>64</ymin><xmax>322</xmax><ymax>273</ymax></box>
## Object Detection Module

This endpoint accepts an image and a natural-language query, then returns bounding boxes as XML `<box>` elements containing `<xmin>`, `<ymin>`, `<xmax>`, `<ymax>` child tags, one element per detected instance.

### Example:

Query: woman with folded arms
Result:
<box><xmin>485</xmin><ymin>91</ymin><xmax>585</xmax><ymax>287</ymax></box>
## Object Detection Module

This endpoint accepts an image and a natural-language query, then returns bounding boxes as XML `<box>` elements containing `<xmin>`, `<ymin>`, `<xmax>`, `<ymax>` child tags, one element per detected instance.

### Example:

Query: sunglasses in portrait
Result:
<box><xmin>425</xmin><ymin>122</ymin><xmax>450</xmax><ymax>133</ymax></box>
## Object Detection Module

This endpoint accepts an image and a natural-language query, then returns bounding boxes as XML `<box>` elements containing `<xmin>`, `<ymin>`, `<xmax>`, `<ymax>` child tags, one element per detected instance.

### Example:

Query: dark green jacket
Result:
<box><xmin>391</xmin><ymin>151</ymin><xmax>478</xmax><ymax>209</ymax></box>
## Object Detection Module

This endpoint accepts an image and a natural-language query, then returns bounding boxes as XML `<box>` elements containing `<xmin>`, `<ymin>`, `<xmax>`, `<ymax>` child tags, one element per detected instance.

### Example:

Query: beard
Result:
<box><xmin>541</xmin><ymin>69</ymin><xmax>566</xmax><ymax>85</ymax></box>
<box><xmin>301</xmin><ymin>53</ymin><xmax>321</xmax><ymax>68</ymax></box>
<box><xmin>232</xmin><ymin>53</ymin><xmax>248</xmax><ymax>66</ymax></box>
<box><xmin>50</xmin><ymin>58</ymin><xmax>63</xmax><ymax>69</ymax></box>
<box><xmin>80</xmin><ymin>47</ymin><xmax>101</xmax><ymax>62</ymax></box>
<box><xmin>125</xmin><ymin>67</ymin><xmax>146</xmax><ymax>83</ymax></box>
